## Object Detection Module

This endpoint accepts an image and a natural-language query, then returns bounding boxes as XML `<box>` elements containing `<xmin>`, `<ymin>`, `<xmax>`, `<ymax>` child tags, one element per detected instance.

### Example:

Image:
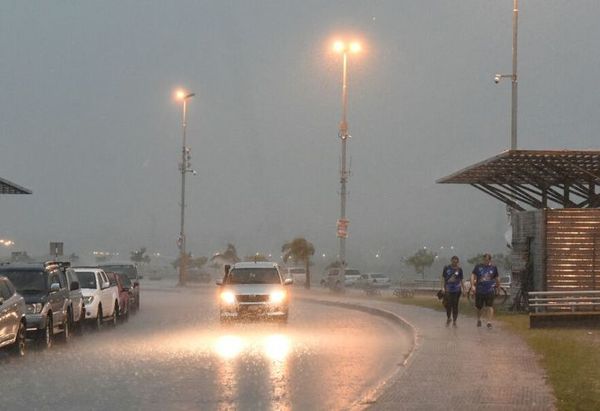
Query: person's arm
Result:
<box><xmin>440</xmin><ymin>267</ymin><xmax>446</xmax><ymax>291</ymax></box>
<box><xmin>459</xmin><ymin>268</ymin><xmax>466</xmax><ymax>293</ymax></box>
<box><xmin>470</xmin><ymin>271</ymin><xmax>477</xmax><ymax>294</ymax></box>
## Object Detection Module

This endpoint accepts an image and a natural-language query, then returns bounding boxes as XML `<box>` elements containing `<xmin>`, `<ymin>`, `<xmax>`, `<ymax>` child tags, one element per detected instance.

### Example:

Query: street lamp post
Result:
<box><xmin>176</xmin><ymin>90</ymin><xmax>195</xmax><ymax>287</ymax></box>
<box><xmin>494</xmin><ymin>0</ymin><xmax>519</xmax><ymax>150</ymax></box>
<box><xmin>333</xmin><ymin>40</ymin><xmax>361</xmax><ymax>273</ymax></box>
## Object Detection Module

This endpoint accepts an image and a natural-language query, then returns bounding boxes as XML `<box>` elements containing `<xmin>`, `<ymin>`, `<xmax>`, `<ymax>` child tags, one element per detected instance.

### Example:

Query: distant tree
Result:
<box><xmin>130</xmin><ymin>247</ymin><xmax>151</xmax><ymax>264</ymax></box>
<box><xmin>281</xmin><ymin>238</ymin><xmax>315</xmax><ymax>289</ymax></box>
<box><xmin>405</xmin><ymin>249</ymin><xmax>437</xmax><ymax>279</ymax></box>
<box><xmin>210</xmin><ymin>243</ymin><xmax>240</xmax><ymax>264</ymax></box>
<box><xmin>189</xmin><ymin>256</ymin><xmax>208</xmax><ymax>270</ymax></box>
<box><xmin>172</xmin><ymin>252</ymin><xmax>192</xmax><ymax>269</ymax></box>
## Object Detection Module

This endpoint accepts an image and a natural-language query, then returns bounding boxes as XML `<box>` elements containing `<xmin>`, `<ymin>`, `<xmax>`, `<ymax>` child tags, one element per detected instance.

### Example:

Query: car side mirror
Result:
<box><xmin>102</xmin><ymin>281</ymin><xmax>110</xmax><ymax>289</ymax></box>
<box><xmin>70</xmin><ymin>281</ymin><xmax>80</xmax><ymax>291</ymax></box>
<box><xmin>50</xmin><ymin>283</ymin><xmax>61</xmax><ymax>293</ymax></box>
<box><xmin>284</xmin><ymin>278</ymin><xmax>293</xmax><ymax>286</ymax></box>
<box><xmin>133</xmin><ymin>281</ymin><xmax>139</xmax><ymax>287</ymax></box>
<box><xmin>215</xmin><ymin>279</ymin><xmax>223</xmax><ymax>286</ymax></box>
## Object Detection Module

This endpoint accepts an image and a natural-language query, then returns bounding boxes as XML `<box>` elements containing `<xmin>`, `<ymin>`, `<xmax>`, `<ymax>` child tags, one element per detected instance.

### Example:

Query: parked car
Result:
<box><xmin>326</xmin><ymin>267</ymin><xmax>362</xmax><ymax>289</ymax></box>
<box><xmin>285</xmin><ymin>267</ymin><xmax>307</xmax><ymax>286</ymax></box>
<box><xmin>98</xmin><ymin>263</ymin><xmax>140</xmax><ymax>312</ymax></box>
<box><xmin>74</xmin><ymin>268</ymin><xmax>120</xmax><ymax>329</ymax></box>
<box><xmin>63</xmin><ymin>265</ymin><xmax>85</xmax><ymax>333</ymax></box>
<box><xmin>216</xmin><ymin>261</ymin><xmax>293</xmax><ymax>322</ymax></box>
<box><xmin>0</xmin><ymin>276</ymin><xmax>27</xmax><ymax>356</ymax></box>
<box><xmin>110</xmin><ymin>272</ymin><xmax>130</xmax><ymax>322</ymax></box>
<box><xmin>0</xmin><ymin>262</ymin><xmax>72</xmax><ymax>348</ymax></box>
<box><xmin>357</xmin><ymin>273</ymin><xmax>392</xmax><ymax>289</ymax></box>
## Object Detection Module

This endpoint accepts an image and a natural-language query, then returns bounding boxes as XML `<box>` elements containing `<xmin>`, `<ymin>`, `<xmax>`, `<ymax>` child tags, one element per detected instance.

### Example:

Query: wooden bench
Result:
<box><xmin>528</xmin><ymin>290</ymin><xmax>600</xmax><ymax>328</ymax></box>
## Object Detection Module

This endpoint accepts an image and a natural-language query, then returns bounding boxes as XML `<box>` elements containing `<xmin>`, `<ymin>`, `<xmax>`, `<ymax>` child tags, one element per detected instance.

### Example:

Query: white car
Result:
<box><xmin>285</xmin><ymin>267</ymin><xmax>307</xmax><ymax>285</ymax></box>
<box><xmin>216</xmin><ymin>261</ymin><xmax>293</xmax><ymax>322</ymax></box>
<box><xmin>74</xmin><ymin>268</ymin><xmax>120</xmax><ymax>329</ymax></box>
<box><xmin>357</xmin><ymin>273</ymin><xmax>392</xmax><ymax>289</ymax></box>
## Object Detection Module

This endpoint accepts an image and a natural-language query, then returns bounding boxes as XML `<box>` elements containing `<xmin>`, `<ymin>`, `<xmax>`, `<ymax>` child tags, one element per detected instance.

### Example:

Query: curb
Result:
<box><xmin>297</xmin><ymin>296</ymin><xmax>419</xmax><ymax>410</ymax></box>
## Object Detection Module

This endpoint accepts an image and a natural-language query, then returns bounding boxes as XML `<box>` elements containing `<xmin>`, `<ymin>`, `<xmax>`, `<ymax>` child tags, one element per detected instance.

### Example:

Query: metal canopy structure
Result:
<box><xmin>0</xmin><ymin>177</ymin><xmax>32</xmax><ymax>195</ymax></box>
<box><xmin>437</xmin><ymin>150</ymin><xmax>600</xmax><ymax>211</ymax></box>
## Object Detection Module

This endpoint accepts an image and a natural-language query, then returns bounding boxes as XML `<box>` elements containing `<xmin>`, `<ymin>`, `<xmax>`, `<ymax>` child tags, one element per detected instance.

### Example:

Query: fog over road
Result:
<box><xmin>0</xmin><ymin>284</ymin><xmax>411</xmax><ymax>411</ymax></box>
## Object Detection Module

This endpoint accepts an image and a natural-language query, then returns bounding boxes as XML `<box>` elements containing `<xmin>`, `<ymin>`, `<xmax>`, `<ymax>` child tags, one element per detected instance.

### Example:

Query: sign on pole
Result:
<box><xmin>336</xmin><ymin>218</ymin><xmax>349</xmax><ymax>238</ymax></box>
<box><xmin>49</xmin><ymin>242</ymin><xmax>63</xmax><ymax>257</ymax></box>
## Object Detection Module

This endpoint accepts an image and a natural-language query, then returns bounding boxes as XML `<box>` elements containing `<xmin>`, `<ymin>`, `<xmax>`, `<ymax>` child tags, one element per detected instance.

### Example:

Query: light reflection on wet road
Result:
<box><xmin>0</xmin><ymin>285</ymin><xmax>411</xmax><ymax>411</ymax></box>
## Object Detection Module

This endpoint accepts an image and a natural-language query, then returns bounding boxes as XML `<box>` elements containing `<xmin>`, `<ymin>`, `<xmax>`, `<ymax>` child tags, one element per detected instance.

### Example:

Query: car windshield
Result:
<box><xmin>0</xmin><ymin>270</ymin><xmax>46</xmax><ymax>293</ymax></box>
<box><xmin>99</xmin><ymin>265</ymin><xmax>137</xmax><ymax>279</ymax></box>
<box><xmin>226</xmin><ymin>268</ymin><xmax>281</xmax><ymax>284</ymax></box>
<box><xmin>76</xmin><ymin>272</ymin><xmax>97</xmax><ymax>289</ymax></box>
<box><xmin>371</xmin><ymin>274</ymin><xmax>387</xmax><ymax>279</ymax></box>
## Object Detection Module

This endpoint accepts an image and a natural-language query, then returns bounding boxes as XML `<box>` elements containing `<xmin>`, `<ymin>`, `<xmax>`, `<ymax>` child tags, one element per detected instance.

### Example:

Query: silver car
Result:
<box><xmin>0</xmin><ymin>276</ymin><xmax>27</xmax><ymax>356</ymax></box>
<box><xmin>216</xmin><ymin>262</ymin><xmax>293</xmax><ymax>322</ymax></box>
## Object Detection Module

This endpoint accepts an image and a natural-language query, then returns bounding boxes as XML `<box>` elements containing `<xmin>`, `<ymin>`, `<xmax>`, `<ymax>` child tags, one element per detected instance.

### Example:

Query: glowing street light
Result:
<box><xmin>332</xmin><ymin>39</ymin><xmax>362</xmax><ymax>273</ymax></box>
<box><xmin>175</xmin><ymin>88</ymin><xmax>196</xmax><ymax>286</ymax></box>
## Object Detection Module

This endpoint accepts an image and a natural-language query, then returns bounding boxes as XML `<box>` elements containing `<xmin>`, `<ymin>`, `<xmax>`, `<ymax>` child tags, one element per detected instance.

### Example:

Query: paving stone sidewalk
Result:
<box><xmin>298</xmin><ymin>288</ymin><xmax>556</xmax><ymax>411</ymax></box>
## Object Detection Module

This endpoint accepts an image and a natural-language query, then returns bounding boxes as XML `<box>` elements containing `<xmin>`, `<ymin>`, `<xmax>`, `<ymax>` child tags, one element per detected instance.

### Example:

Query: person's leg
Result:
<box><xmin>452</xmin><ymin>292</ymin><xmax>461</xmax><ymax>322</ymax></box>
<box><xmin>475</xmin><ymin>293</ymin><xmax>483</xmax><ymax>326</ymax></box>
<box><xmin>485</xmin><ymin>294</ymin><xmax>495</xmax><ymax>327</ymax></box>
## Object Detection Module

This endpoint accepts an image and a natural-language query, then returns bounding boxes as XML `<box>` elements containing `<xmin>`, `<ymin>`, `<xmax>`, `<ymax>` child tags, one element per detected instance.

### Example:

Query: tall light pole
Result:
<box><xmin>175</xmin><ymin>89</ymin><xmax>195</xmax><ymax>286</ymax></box>
<box><xmin>333</xmin><ymin>40</ymin><xmax>361</xmax><ymax>271</ymax></box>
<box><xmin>494</xmin><ymin>0</ymin><xmax>519</xmax><ymax>150</ymax></box>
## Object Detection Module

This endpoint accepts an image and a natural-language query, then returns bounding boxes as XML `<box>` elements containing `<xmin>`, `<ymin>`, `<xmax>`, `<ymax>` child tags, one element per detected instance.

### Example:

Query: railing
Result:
<box><xmin>528</xmin><ymin>290</ymin><xmax>600</xmax><ymax>327</ymax></box>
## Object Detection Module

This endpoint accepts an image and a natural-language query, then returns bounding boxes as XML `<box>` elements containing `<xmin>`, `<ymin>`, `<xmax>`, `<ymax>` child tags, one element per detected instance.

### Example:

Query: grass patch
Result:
<box><xmin>499</xmin><ymin>314</ymin><xmax>600</xmax><ymax>411</ymax></box>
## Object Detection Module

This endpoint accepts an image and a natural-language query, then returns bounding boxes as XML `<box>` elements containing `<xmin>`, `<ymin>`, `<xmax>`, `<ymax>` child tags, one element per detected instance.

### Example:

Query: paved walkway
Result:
<box><xmin>297</xmin><ymin>287</ymin><xmax>556</xmax><ymax>411</ymax></box>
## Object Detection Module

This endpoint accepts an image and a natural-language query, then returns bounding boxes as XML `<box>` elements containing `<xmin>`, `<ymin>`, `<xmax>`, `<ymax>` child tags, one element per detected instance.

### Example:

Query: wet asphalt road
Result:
<box><xmin>0</xmin><ymin>284</ymin><xmax>411</xmax><ymax>411</ymax></box>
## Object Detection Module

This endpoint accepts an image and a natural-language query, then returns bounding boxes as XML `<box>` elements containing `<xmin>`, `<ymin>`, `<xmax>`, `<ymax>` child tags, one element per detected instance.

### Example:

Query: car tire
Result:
<box><xmin>110</xmin><ymin>303</ymin><xmax>118</xmax><ymax>327</ymax></box>
<box><xmin>76</xmin><ymin>304</ymin><xmax>85</xmax><ymax>335</ymax></box>
<box><xmin>95</xmin><ymin>306</ymin><xmax>103</xmax><ymax>331</ymax></box>
<box><xmin>60</xmin><ymin>314</ymin><xmax>71</xmax><ymax>343</ymax></box>
<box><xmin>38</xmin><ymin>316</ymin><xmax>53</xmax><ymax>350</ymax></box>
<box><xmin>10</xmin><ymin>321</ymin><xmax>26</xmax><ymax>357</ymax></box>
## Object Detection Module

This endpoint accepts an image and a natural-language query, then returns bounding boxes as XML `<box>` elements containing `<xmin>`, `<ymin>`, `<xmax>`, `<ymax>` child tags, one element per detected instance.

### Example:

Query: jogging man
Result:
<box><xmin>471</xmin><ymin>253</ymin><xmax>500</xmax><ymax>328</ymax></box>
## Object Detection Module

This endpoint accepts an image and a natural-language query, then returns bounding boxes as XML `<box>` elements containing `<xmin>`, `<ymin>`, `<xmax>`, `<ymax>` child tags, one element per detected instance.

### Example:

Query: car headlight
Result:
<box><xmin>26</xmin><ymin>303</ymin><xmax>43</xmax><ymax>314</ymax></box>
<box><xmin>220</xmin><ymin>291</ymin><xmax>236</xmax><ymax>305</ymax></box>
<box><xmin>269</xmin><ymin>291</ymin><xmax>286</xmax><ymax>304</ymax></box>
<box><xmin>83</xmin><ymin>296</ymin><xmax>94</xmax><ymax>305</ymax></box>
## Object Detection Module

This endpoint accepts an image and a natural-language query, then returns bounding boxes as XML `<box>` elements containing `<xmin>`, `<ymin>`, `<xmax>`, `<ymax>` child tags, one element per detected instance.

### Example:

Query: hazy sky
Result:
<box><xmin>1</xmin><ymin>1</ymin><xmax>600</xmax><ymax>269</ymax></box>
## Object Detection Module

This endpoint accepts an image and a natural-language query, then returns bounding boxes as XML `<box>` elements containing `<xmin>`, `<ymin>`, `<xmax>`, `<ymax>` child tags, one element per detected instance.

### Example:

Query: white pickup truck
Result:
<box><xmin>74</xmin><ymin>268</ymin><xmax>120</xmax><ymax>329</ymax></box>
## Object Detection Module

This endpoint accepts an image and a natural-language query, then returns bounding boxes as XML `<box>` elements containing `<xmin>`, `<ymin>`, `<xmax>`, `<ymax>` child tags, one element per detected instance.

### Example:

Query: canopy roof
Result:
<box><xmin>437</xmin><ymin>150</ymin><xmax>600</xmax><ymax>211</ymax></box>
<box><xmin>0</xmin><ymin>177</ymin><xmax>32</xmax><ymax>195</ymax></box>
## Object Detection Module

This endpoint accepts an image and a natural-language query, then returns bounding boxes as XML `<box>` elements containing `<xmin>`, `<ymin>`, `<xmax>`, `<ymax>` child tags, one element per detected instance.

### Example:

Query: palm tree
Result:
<box><xmin>405</xmin><ymin>249</ymin><xmax>436</xmax><ymax>279</ymax></box>
<box><xmin>281</xmin><ymin>237</ymin><xmax>315</xmax><ymax>289</ymax></box>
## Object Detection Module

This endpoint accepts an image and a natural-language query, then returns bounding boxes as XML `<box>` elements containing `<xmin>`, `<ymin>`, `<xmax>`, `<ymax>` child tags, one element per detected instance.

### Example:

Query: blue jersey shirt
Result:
<box><xmin>442</xmin><ymin>265</ymin><xmax>463</xmax><ymax>293</ymax></box>
<box><xmin>472</xmin><ymin>263</ymin><xmax>499</xmax><ymax>295</ymax></box>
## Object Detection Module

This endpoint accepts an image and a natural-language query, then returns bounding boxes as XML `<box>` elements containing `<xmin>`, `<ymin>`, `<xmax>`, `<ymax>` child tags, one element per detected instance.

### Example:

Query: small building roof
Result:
<box><xmin>437</xmin><ymin>150</ymin><xmax>600</xmax><ymax>210</ymax></box>
<box><xmin>0</xmin><ymin>177</ymin><xmax>32</xmax><ymax>195</ymax></box>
